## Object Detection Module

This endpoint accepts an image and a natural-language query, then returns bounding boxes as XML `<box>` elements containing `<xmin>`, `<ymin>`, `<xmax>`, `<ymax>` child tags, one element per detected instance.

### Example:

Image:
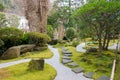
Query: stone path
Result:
<box><xmin>108</xmin><ymin>43</ymin><xmax>117</xmax><ymax>50</ymax></box>
<box><xmin>46</xmin><ymin>46</ymin><xmax>92</xmax><ymax>80</ymax></box>
<box><xmin>76</xmin><ymin>43</ymin><xmax>86</xmax><ymax>52</ymax></box>
<box><xmin>76</xmin><ymin>43</ymin><xmax>117</xmax><ymax>53</ymax></box>
<box><xmin>0</xmin><ymin>45</ymin><xmax>92</xmax><ymax>80</ymax></box>
<box><xmin>0</xmin><ymin>59</ymin><xmax>31</xmax><ymax>68</ymax></box>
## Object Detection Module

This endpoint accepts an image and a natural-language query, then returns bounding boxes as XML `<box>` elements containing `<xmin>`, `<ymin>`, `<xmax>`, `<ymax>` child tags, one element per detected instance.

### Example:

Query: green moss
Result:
<box><xmin>0</xmin><ymin>63</ymin><xmax>56</xmax><ymax>80</ymax></box>
<box><xmin>59</xmin><ymin>46</ymin><xmax>115</xmax><ymax>80</ymax></box>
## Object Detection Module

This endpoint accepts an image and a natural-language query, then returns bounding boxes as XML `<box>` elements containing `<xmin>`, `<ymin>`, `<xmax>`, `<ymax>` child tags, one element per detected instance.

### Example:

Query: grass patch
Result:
<box><xmin>0</xmin><ymin>63</ymin><xmax>56</xmax><ymax>80</ymax></box>
<box><xmin>0</xmin><ymin>49</ymin><xmax>53</xmax><ymax>63</ymax></box>
<box><xmin>60</xmin><ymin>46</ymin><xmax>115</xmax><ymax>80</ymax></box>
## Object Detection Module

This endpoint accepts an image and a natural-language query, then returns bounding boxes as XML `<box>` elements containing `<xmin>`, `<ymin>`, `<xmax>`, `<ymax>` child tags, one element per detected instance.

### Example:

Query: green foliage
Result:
<box><xmin>72</xmin><ymin>1</ymin><xmax>120</xmax><ymax>51</ymax></box>
<box><xmin>0</xmin><ymin>39</ymin><xmax>4</xmax><ymax>46</ymax></box>
<box><xmin>0</xmin><ymin>12</ymin><xmax>7</xmax><ymax>28</ymax></box>
<box><xmin>66</xmin><ymin>27</ymin><xmax>76</xmax><ymax>40</ymax></box>
<box><xmin>72</xmin><ymin>40</ymin><xmax>79</xmax><ymax>47</ymax></box>
<box><xmin>47</xmin><ymin>25</ymin><xmax>54</xmax><ymax>38</ymax></box>
<box><xmin>0</xmin><ymin>3</ymin><xmax>4</xmax><ymax>11</ymax></box>
<box><xmin>25</xmin><ymin>32</ymin><xmax>51</xmax><ymax>46</ymax></box>
<box><xmin>0</xmin><ymin>27</ymin><xmax>23</xmax><ymax>48</ymax></box>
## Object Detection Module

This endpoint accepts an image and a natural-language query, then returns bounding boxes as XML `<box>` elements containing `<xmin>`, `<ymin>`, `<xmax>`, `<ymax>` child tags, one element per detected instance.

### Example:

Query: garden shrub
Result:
<box><xmin>66</xmin><ymin>27</ymin><xmax>76</xmax><ymax>40</ymax></box>
<box><xmin>25</xmin><ymin>32</ymin><xmax>51</xmax><ymax>46</ymax></box>
<box><xmin>0</xmin><ymin>27</ymin><xmax>23</xmax><ymax>49</ymax></box>
<box><xmin>72</xmin><ymin>40</ymin><xmax>79</xmax><ymax>47</ymax></box>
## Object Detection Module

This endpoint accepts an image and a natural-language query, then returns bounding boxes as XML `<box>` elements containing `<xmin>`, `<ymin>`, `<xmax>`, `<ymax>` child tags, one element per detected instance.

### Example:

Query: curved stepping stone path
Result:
<box><xmin>98</xmin><ymin>76</ymin><xmax>110</xmax><ymax>80</ymax></box>
<box><xmin>83</xmin><ymin>72</ymin><xmax>94</xmax><ymax>79</ymax></box>
<box><xmin>61</xmin><ymin>47</ymin><xmax>73</xmax><ymax>64</ymax></box>
<box><xmin>72</xmin><ymin>67</ymin><xmax>84</xmax><ymax>73</ymax></box>
<box><xmin>67</xmin><ymin>62</ymin><xmax>78</xmax><ymax>67</ymax></box>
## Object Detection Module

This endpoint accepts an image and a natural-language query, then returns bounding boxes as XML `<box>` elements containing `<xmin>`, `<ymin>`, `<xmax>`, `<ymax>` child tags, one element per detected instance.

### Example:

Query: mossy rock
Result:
<box><xmin>28</xmin><ymin>58</ymin><xmax>44</xmax><ymax>71</ymax></box>
<box><xmin>1</xmin><ymin>46</ymin><xmax>20</xmax><ymax>59</ymax></box>
<box><xmin>86</xmin><ymin>48</ymin><xmax>97</xmax><ymax>53</ymax></box>
<box><xmin>33</xmin><ymin>46</ymin><xmax>47</xmax><ymax>51</ymax></box>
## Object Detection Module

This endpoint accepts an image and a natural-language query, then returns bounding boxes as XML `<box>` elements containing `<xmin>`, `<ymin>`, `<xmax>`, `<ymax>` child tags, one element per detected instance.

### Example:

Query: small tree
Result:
<box><xmin>73</xmin><ymin>1</ymin><xmax>120</xmax><ymax>56</ymax></box>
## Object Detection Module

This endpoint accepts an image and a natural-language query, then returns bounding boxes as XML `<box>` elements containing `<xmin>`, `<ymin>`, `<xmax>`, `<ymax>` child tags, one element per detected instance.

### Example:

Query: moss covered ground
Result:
<box><xmin>0</xmin><ymin>63</ymin><xmax>56</xmax><ymax>80</ymax></box>
<box><xmin>59</xmin><ymin>46</ymin><xmax>115</xmax><ymax>80</ymax></box>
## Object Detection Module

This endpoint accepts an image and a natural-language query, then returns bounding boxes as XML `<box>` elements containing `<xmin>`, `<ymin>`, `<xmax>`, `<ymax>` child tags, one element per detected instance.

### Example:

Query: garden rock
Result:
<box><xmin>1</xmin><ymin>46</ymin><xmax>20</xmax><ymax>59</ymax></box>
<box><xmin>67</xmin><ymin>62</ymin><xmax>78</xmax><ymax>67</ymax></box>
<box><xmin>98</xmin><ymin>76</ymin><xmax>110</xmax><ymax>80</ymax></box>
<box><xmin>83</xmin><ymin>72</ymin><xmax>94</xmax><ymax>79</ymax></box>
<box><xmin>28</xmin><ymin>58</ymin><xmax>44</xmax><ymax>71</ymax></box>
<box><xmin>62</xmin><ymin>59</ymin><xmax>73</xmax><ymax>64</ymax></box>
<box><xmin>20</xmin><ymin>45</ymin><xmax>35</xmax><ymax>54</ymax></box>
<box><xmin>86</xmin><ymin>47</ymin><xmax>97</xmax><ymax>52</ymax></box>
<box><xmin>33</xmin><ymin>46</ymin><xmax>47</xmax><ymax>51</ymax></box>
<box><xmin>72</xmin><ymin>67</ymin><xmax>84</xmax><ymax>73</ymax></box>
<box><xmin>1</xmin><ymin>45</ymin><xmax>35</xmax><ymax>59</ymax></box>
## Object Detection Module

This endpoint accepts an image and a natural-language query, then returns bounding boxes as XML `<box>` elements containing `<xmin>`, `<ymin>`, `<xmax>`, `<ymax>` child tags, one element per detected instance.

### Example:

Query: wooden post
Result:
<box><xmin>110</xmin><ymin>59</ymin><xmax>116</xmax><ymax>80</ymax></box>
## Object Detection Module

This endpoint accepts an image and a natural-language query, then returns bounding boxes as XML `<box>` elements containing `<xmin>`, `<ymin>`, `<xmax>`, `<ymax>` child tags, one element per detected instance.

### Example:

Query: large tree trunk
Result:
<box><xmin>24</xmin><ymin>0</ymin><xmax>49</xmax><ymax>33</ymax></box>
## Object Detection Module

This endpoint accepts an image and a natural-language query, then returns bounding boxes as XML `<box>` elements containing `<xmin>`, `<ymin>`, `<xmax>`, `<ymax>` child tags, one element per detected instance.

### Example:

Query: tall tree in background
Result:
<box><xmin>25</xmin><ymin>0</ymin><xmax>49</xmax><ymax>33</ymax></box>
<box><xmin>73</xmin><ymin>1</ymin><xmax>120</xmax><ymax>56</ymax></box>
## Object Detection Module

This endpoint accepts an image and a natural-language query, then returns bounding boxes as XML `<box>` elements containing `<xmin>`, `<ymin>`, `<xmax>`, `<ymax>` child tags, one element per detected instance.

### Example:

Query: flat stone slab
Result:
<box><xmin>98</xmin><ymin>76</ymin><xmax>110</xmax><ymax>80</ymax></box>
<box><xmin>72</xmin><ymin>67</ymin><xmax>84</xmax><ymax>73</ymax></box>
<box><xmin>83</xmin><ymin>72</ymin><xmax>94</xmax><ymax>79</ymax></box>
<box><xmin>63</xmin><ymin>54</ymin><xmax>72</xmax><ymax>56</ymax></box>
<box><xmin>67</xmin><ymin>62</ymin><xmax>78</xmax><ymax>67</ymax></box>
<box><xmin>62</xmin><ymin>48</ymin><xmax>68</xmax><ymax>51</ymax></box>
<box><xmin>62</xmin><ymin>59</ymin><xmax>73</xmax><ymax>64</ymax></box>
<box><xmin>62</xmin><ymin>56</ymin><xmax>71</xmax><ymax>60</ymax></box>
<box><xmin>62</xmin><ymin>50</ymin><xmax>72</xmax><ymax>54</ymax></box>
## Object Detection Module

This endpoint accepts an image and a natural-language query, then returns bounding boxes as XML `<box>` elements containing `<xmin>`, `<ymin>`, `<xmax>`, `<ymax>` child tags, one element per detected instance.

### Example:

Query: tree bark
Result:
<box><xmin>24</xmin><ymin>0</ymin><xmax>49</xmax><ymax>33</ymax></box>
<box><xmin>98</xmin><ymin>25</ymin><xmax>102</xmax><ymax>57</ymax></box>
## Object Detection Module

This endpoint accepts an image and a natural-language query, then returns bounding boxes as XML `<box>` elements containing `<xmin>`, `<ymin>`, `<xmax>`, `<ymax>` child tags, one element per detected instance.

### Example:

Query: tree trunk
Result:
<box><xmin>105</xmin><ymin>33</ymin><xmax>110</xmax><ymax>50</ymax></box>
<box><xmin>98</xmin><ymin>25</ymin><xmax>102</xmax><ymax>57</ymax></box>
<box><xmin>102</xmin><ymin>30</ymin><xmax>107</xmax><ymax>50</ymax></box>
<box><xmin>24</xmin><ymin>0</ymin><xmax>49</xmax><ymax>33</ymax></box>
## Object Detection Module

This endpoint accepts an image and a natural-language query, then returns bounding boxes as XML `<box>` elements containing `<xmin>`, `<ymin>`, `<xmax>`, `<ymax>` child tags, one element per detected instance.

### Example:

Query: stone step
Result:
<box><xmin>72</xmin><ymin>67</ymin><xmax>84</xmax><ymax>73</ymax></box>
<box><xmin>83</xmin><ymin>72</ymin><xmax>94</xmax><ymax>79</ymax></box>
<box><xmin>62</xmin><ymin>56</ymin><xmax>71</xmax><ymax>60</ymax></box>
<box><xmin>63</xmin><ymin>54</ymin><xmax>72</xmax><ymax>56</ymax></box>
<box><xmin>67</xmin><ymin>62</ymin><xmax>78</xmax><ymax>67</ymax></box>
<box><xmin>62</xmin><ymin>50</ymin><xmax>72</xmax><ymax>54</ymax></box>
<box><xmin>62</xmin><ymin>59</ymin><xmax>73</xmax><ymax>64</ymax></box>
<box><xmin>97</xmin><ymin>76</ymin><xmax>110</xmax><ymax>80</ymax></box>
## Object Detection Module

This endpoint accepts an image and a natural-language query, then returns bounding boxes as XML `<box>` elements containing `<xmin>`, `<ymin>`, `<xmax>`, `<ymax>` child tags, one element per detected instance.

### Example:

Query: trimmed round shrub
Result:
<box><xmin>0</xmin><ymin>27</ymin><xmax>23</xmax><ymax>48</ymax></box>
<box><xmin>25</xmin><ymin>32</ymin><xmax>51</xmax><ymax>46</ymax></box>
<box><xmin>66</xmin><ymin>27</ymin><xmax>76</xmax><ymax>40</ymax></box>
